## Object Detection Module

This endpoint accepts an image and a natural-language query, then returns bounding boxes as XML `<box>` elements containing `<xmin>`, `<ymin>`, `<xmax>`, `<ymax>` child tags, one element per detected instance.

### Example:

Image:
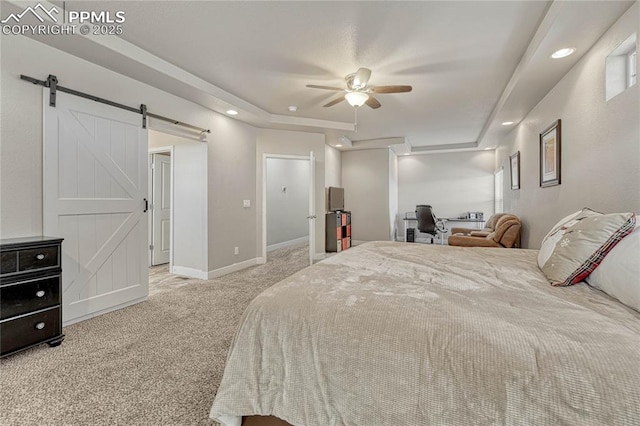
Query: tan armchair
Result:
<box><xmin>448</xmin><ymin>214</ymin><xmax>521</xmax><ymax>248</ymax></box>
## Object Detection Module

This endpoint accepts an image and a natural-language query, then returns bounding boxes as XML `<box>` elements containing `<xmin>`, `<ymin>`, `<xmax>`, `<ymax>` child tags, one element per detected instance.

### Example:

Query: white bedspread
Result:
<box><xmin>210</xmin><ymin>242</ymin><xmax>640</xmax><ymax>425</ymax></box>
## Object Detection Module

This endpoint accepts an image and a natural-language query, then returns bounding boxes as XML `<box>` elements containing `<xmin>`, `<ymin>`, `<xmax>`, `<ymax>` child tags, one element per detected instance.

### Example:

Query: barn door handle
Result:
<box><xmin>143</xmin><ymin>198</ymin><xmax>149</xmax><ymax>212</ymax></box>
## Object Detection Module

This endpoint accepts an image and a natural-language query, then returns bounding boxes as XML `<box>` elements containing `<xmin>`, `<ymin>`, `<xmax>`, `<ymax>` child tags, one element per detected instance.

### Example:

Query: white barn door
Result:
<box><xmin>43</xmin><ymin>90</ymin><xmax>149</xmax><ymax>325</ymax></box>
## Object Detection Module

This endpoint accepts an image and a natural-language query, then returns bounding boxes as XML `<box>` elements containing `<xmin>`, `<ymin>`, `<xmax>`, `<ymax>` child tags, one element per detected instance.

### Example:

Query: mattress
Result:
<box><xmin>210</xmin><ymin>241</ymin><xmax>640</xmax><ymax>425</ymax></box>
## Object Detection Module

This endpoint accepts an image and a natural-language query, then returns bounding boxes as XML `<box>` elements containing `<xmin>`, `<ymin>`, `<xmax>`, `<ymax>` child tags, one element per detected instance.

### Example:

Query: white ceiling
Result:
<box><xmin>9</xmin><ymin>0</ymin><xmax>636</xmax><ymax>152</ymax></box>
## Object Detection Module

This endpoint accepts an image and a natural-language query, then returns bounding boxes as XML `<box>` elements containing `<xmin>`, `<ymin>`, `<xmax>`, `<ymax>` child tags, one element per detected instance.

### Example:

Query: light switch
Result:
<box><xmin>243</xmin><ymin>200</ymin><xmax>251</xmax><ymax>208</ymax></box>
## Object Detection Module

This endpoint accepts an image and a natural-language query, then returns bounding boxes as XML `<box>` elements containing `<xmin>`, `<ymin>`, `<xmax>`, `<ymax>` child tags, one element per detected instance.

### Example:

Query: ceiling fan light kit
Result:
<box><xmin>306</xmin><ymin>67</ymin><xmax>412</xmax><ymax>110</ymax></box>
<box><xmin>345</xmin><ymin>91</ymin><xmax>370</xmax><ymax>107</ymax></box>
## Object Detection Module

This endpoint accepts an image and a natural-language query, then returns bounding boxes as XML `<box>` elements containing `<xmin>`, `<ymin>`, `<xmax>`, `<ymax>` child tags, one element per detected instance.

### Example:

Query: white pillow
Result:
<box><xmin>537</xmin><ymin>208</ymin><xmax>601</xmax><ymax>268</ymax></box>
<box><xmin>586</xmin><ymin>223</ymin><xmax>640</xmax><ymax>312</ymax></box>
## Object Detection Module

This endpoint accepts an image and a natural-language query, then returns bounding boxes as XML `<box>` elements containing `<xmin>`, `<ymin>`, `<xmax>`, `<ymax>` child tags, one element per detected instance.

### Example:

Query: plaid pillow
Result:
<box><xmin>540</xmin><ymin>212</ymin><xmax>636</xmax><ymax>286</ymax></box>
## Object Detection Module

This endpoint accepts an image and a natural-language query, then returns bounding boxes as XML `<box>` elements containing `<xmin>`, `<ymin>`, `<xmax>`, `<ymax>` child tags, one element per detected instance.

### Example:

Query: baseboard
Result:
<box><xmin>63</xmin><ymin>296</ymin><xmax>148</xmax><ymax>327</ymax></box>
<box><xmin>172</xmin><ymin>266</ymin><xmax>208</xmax><ymax>280</ymax></box>
<box><xmin>267</xmin><ymin>236</ymin><xmax>309</xmax><ymax>252</ymax></box>
<box><xmin>208</xmin><ymin>258</ymin><xmax>260</xmax><ymax>279</ymax></box>
<box><xmin>313</xmin><ymin>252</ymin><xmax>326</xmax><ymax>262</ymax></box>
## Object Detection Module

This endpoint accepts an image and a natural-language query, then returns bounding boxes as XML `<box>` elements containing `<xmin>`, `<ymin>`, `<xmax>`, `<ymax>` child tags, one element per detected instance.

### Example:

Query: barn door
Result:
<box><xmin>43</xmin><ymin>90</ymin><xmax>148</xmax><ymax>325</ymax></box>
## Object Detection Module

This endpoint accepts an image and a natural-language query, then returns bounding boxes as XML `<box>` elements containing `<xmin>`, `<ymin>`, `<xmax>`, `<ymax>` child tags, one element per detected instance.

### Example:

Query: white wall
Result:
<box><xmin>342</xmin><ymin>149</ymin><xmax>394</xmax><ymax>242</ymax></box>
<box><xmin>398</xmin><ymin>151</ymin><xmax>495</xmax><ymax>230</ymax></box>
<box><xmin>256</xmin><ymin>129</ymin><xmax>326</xmax><ymax>258</ymax></box>
<box><xmin>0</xmin><ymin>36</ymin><xmax>257</xmax><ymax>276</ymax></box>
<box><xmin>325</xmin><ymin>145</ymin><xmax>342</xmax><ymax>187</ymax></box>
<box><xmin>207</xmin><ymin>114</ymin><xmax>257</xmax><ymax>271</ymax></box>
<box><xmin>172</xmin><ymin>142</ymin><xmax>208</xmax><ymax>273</ymax></box>
<box><xmin>266</xmin><ymin>158</ymin><xmax>309</xmax><ymax>247</ymax></box>
<box><xmin>494</xmin><ymin>3</ymin><xmax>640</xmax><ymax>249</ymax></box>
<box><xmin>388</xmin><ymin>151</ymin><xmax>399</xmax><ymax>241</ymax></box>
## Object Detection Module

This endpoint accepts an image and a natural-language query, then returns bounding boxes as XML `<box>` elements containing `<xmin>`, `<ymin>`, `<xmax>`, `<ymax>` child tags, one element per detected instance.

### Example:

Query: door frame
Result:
<box><xmin>148</xmin><ymin>146</ymin><xmax>175</xmax><ymax>270</ymax></box>
<box><xmin>262</xmin><ymin>153</ymin><xmax>315</xmax><ymax>265</ymax></box>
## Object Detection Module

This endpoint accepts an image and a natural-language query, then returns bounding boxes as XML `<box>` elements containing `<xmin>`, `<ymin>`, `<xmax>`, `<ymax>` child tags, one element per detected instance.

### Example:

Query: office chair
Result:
<box><xmin>415</xmin><ymin>205</ymin><xmax>448</xmax><ymax>244</ymax></box>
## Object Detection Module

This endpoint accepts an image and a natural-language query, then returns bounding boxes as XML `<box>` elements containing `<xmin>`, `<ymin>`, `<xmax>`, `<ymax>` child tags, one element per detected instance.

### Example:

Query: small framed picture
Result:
<box><xmin>540</xmin><ymin>119</ymin><xmax>561</xmax><ymax>187</ymax></box>
<box><xmin>509</xmin><ymin>151</ymin><xmax>520</xmax><ymax>190</ymax></box>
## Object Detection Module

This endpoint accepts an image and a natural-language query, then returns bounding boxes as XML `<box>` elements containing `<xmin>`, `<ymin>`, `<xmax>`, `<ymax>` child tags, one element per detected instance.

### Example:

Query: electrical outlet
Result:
<box><xmin>234</xmin><ymin>247</ymin><xmax>239</xmax><ymax>255</ymax></box>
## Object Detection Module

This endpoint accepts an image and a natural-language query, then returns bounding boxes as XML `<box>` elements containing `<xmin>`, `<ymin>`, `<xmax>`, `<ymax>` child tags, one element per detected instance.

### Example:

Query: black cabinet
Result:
<box><xmin>0</xmin><ymin>236</ymin><xmax>64</xmax><ymax>357</ymax></box>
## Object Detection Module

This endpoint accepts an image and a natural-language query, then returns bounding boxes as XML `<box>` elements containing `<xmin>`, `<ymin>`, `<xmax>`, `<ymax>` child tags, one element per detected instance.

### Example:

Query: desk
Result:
<box><xmin>443</xmin><ymin>218</ymin><xmax>486</xmax><ymax>227</ymax></box>
<box><xmin>402</xmin><ymin>217</ymin><xmax>486</xmax><ymax>243</ymax></box>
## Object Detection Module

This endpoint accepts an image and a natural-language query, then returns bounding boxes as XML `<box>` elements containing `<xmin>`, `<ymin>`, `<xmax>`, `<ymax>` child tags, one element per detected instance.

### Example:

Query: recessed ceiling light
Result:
<box><xmin>288</xmin><ymin>105</ymin><xmax>298</xmax><ymax>112</ymax></box>
<box><xmin>226</xmin><ymin>109</ymin><xmax>238</xmax><ymax>115</ymax></box>
<box><xmin>403</xmin><ymin>153</ymin><xmax>410</xmax><ymax>156</ymax></box>
<box><xmin>550</xmin><ymin>48</ymin><xmax>576</xmax><ymax>59</ymax></box>
<box><xmin>501</xmin><ymin>121</ymin><xmax>514</xmax><ymax>126</ymax></box>
<box><xmin>335</xmin><ymin>144</ymin><xmax>342</xmax><ymax>147</ymax></box>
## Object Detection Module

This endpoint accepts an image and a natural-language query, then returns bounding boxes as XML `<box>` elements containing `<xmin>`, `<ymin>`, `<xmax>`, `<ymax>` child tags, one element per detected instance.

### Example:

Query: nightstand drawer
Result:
<box><xmin>18</xmin><ymin>246</ymin><xmax>59</xmax><ymax>272</ymax></box>
<box><xmin>1</xmin><ymin>251</ymin><xmax>18</xmax><ymax>274</ymax></box>
<box><xmin>0</xmin><ymin>307</ymin><xmax>61</xmax><ymax>356</ymax></box>
<box><xmin>0</xmin><ymin>276</ymin><xmax>60</xmax><ymax>320</ymax></box>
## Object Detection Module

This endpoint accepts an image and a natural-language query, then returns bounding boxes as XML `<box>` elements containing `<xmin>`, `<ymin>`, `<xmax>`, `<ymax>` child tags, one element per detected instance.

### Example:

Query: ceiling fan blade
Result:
<box><xmin>365</xmin><ymin>96</ymin><xmax>381</xmax><ymax>109</ymax></box>
<box><xmin>372</xmin><ymin>85</ymin><xmax>413</xmax><ymax>94</ymax></box>
<box><xmin>306</xmin><ymin>84</ymin><xmax>344</xmax><ymax>91</ymax></box>
<box><xmin>353</xmin><ymin>67</ymin><xmax>372</xmax><ymax>89</ymax></box>
<box><xmin>323</xmin><ymin>96</ymin><xmax>346</xmax><ymax>107</ymax></box>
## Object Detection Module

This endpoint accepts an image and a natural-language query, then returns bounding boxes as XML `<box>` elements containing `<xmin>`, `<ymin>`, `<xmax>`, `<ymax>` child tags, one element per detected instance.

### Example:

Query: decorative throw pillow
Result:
<box><xmin>586</xmin><ymin>223</ymin><xmax>640</xmax><ymax>312</ymax></box>
<box><xmin>539</xmin><ymin>212</ymin><xmax>636</xmax><ymax>286</ymax></box>
<box><xmin>537</xmin><ymin>208</ymin><xmax>602</xmax><ymax>268</ymax></box>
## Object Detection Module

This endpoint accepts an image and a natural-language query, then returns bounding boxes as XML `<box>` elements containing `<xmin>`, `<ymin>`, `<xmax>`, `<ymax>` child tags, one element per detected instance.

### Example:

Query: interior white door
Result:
<box><xmin>151</xmin><ymin>153</ymin><xmax>171</xmax><ymax>265</ymax></box>
<box><xmin>308</xmin><ymin>151</ymin><xmax>316</xmax><ymax>266</ymax></box>
<box><xmin>43</xmin><ymin>90</ymin><xmax>149</xmax><ymax>325</ymax></box>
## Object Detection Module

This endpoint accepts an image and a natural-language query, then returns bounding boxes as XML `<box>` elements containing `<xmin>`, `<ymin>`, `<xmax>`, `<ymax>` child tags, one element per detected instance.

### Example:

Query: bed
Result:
<box><xmin>210</xmin><ymin>241</ymin><xmax>640</xmax><ymax>425</ymax></box>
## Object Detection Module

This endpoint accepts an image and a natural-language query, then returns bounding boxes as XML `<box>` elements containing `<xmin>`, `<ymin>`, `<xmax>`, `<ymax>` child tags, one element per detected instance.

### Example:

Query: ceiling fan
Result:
<box><xmin>306</xmin><ymin>67</ymin><xmax>412</xmax><ymax>109</ymax></box>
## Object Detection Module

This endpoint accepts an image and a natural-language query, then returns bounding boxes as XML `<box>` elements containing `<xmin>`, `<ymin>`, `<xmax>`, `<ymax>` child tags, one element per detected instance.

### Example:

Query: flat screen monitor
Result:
<box><xmin>328</xmin><ymin>187</ymin><xmax>344</xmax><ymax>212</ymax></box>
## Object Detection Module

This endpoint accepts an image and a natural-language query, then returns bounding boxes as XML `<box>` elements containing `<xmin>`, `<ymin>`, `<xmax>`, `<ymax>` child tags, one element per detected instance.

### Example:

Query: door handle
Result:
<box><xmin>306</xmin><ymin>215</ymin><xmax>317</xmax><ymax>219</ymax></box>
<box><xmin>143</xmin><ymin>198</ymin><xmax>149</xmax><ymax>213</ymax></box>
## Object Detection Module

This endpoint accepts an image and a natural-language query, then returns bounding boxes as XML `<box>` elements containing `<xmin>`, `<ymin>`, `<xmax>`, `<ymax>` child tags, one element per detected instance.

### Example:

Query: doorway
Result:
<box><xmin>262</xmin><ymin>153</ymin><xmax>316</xmax><ymax>266</ymax></box>
<box><xmin>149</xmin><ymin>150</ymin><xmax>172</xmax><ymax>266</ymax></box>
<box><xmin>147</xmin><ymin>129</ymin><xmax>208</xmax><ymax>279</ymax></box>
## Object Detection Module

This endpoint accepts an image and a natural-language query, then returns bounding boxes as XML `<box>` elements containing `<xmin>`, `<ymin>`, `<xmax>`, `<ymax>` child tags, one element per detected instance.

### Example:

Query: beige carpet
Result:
<box><xmin>0</xmin><ymin>244</ymin><xmax>310</xmax><ymax>426</ymax></box>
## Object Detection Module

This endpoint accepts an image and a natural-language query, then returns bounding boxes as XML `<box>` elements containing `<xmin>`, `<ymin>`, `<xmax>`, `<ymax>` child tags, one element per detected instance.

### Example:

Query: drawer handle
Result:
<box><xmin>36</xmin><ymin>290</ymin><xmax>46</xmax><ymax>298</ymax></box>
<box><xmin>36</xmin><ymin>254</ymin><xmax>45</xmax><ymax>260</ymax></box>
<box><xmin>35</xmin><ymin>322</ymin><xmax>45</xmax><ymax>330</ymax></box>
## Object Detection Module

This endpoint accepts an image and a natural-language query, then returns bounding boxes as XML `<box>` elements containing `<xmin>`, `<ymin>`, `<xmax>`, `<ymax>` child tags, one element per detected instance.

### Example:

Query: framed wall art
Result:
<box><xmin>540</xmin><ymin>119</ymin><xmax>561</xmax><ymax>187</ymax></box>
<box><xmin>509</xmin><ymin>151</ymin><xmax>520</xmax><ymax>190</ymax></box>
